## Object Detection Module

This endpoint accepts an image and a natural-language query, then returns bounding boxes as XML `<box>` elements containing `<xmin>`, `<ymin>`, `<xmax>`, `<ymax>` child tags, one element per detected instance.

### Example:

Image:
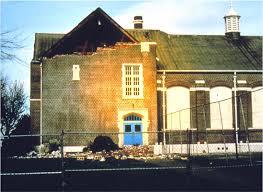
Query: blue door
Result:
<box><xmin>123</xmin><ymin>115</ymin><xmax>143</xmax><ymax>145</ymax></box>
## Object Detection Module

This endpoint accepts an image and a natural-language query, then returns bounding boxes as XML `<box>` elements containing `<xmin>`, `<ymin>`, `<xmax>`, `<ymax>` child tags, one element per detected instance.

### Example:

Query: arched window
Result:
<box><xmin>167</xmin><ymin>86</ymin><xmax>190</xmax><ymax>130</ymax></box>
<box><xmin>210</xmin><ymin>86</ymin><xmax>233</xmax><ymax>129</ymax></box>
<box><xmin>124</xmin><ymin>114</ymin><xmax>142</xmax><ymax>121</ymax></box>
<box><xmin>252</xmin><ymin>87</ymin><xmax>263</xmax><ymax>129</ymax></box>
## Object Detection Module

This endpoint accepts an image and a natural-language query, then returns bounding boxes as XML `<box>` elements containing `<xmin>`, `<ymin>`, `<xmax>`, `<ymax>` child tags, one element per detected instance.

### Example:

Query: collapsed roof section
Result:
<box><xmin>42</xmin><ymin>7</ymin><xmax>138</xmax><ymax>58</ymax></box>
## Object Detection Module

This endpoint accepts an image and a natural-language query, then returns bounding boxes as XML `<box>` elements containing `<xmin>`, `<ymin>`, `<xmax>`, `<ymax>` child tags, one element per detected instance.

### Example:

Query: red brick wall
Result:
<box><xmin>30</xmin><ymin>63</ymin><xmax>41</xmax><ymax>138</ymax></box>
<box><xmin>41</xmin><ymin>43</ymin><xmax>157</xmax><ymax>145</ymax></box>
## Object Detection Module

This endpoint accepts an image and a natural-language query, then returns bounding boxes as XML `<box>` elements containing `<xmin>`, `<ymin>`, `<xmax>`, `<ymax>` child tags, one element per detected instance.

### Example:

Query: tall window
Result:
<box><xmin>122</xmin><ymin>64</ymin><xmax>143</xmax><ymax>98</ymax></box>
<box><xmin>252</xmin><ymin>87</ymin><xmax>263</xmax><ymax>129</ymax></box>
<box><xmin>210</xmin><ymin>86</ymin><xmax>233</xmax><ymax>129</ymax></box>
<box><xmin>167</xmin><ymin>86</ymin><xmax>190</xmax><ymax>130</ymax></box>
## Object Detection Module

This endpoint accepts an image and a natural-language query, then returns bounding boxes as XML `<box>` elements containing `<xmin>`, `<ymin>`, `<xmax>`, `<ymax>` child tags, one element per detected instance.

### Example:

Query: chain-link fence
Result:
<box><xmin>1</xmin><ymin>89</ymin><xmax>262</xmax><ymax>191</ymax></box>
<box><xmin>1</xmin><ymin>131</ymin><xmax>262</xmax><ymax>191</ymax></box>
<box><xmin>1</xmin><ymin>129</ymin><xmax>262</xmax><ymax>160</ymax></box>
<box><xmin>1</xmin><ymin>89</ymin><xmax>263</xmax><ymax>159</ymax></box>
<box><xmin>162</xmin><ymin>88</ymin><xmax>262</xmax><ymax>158</ymax></box>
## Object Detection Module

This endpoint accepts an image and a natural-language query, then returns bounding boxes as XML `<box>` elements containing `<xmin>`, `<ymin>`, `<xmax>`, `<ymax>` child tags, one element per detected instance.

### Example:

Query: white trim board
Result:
<box><xmin>190</xmin><ymin>87</ymin><xmax>210</xmax><ymax>91</ymax></box>
<box><xmin>154</xmin><ymin>143</ymin><xmax>263</xmax><ymax>155</ymax></box>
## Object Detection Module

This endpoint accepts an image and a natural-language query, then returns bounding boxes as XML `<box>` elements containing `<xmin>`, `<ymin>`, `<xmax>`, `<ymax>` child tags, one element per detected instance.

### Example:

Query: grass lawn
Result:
<box><xmin>1</xmin><ymin>155</ymin><xmax>262</xmax><ymax>191</ymax></box>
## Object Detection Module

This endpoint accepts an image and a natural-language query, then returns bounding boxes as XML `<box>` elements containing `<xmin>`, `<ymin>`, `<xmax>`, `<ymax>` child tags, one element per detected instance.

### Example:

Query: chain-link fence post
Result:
<box><xmin>239</xmin><ymin>97</ymin><xmax>252</xmax><ymax>165</ymax></box>
<box><xmin>233</xmin><ymin>72</ymin><xmax>239</xmax><ymax>160</ymax></box>
<box><xmin>203</xmin><ymin>105</ymin><xmax>210</xmax><ymax>154</ymax></box>
<box><xmin>60</xmin><ymin>130</ymin><xmax>65</xmax><ymax>191</ymax></box>
<box><xmin>187</xmin><ymin>129</ymin><xmax>192</xmax><ymax>159</ymax></box>
<box><xmin>186</xmin><ymin>128</ymin><xmax>192</xmax><ymax>185</ymax></box>
<box><xmin>179</xmin><ymin>111</ymin><xmax>183</xmax><ymax>155</ymax></box>
<box><xmin>218</xmin><ymin>101</ymin><xmax>229</xmax><ymax>165</ymax></box>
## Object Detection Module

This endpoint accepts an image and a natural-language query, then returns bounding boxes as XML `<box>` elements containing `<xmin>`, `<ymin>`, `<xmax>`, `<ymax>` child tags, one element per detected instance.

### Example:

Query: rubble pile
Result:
<box><xmin>23</xmin><ymin>150</ymin><xmax>62</xmax><ymax>159</ymax></box>
<box><xmin>65</xmin><ymin>145</ymin><xmax>169</xmax><ymax>161</ymax></box>
<box><xmin>12</xmin><ymin>145</ymin><xmax>180</xmax><ymax>161</ymax></box>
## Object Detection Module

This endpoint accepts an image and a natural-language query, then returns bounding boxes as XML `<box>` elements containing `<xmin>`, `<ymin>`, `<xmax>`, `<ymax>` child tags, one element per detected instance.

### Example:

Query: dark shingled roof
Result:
<box><xmin>128</xmin><ymin>30</ymin><xmax>262</xmax><ymax>70</ymax></box>
<box><xmin>33</xmin><ymin>30</ymin><xmax>262</xmax><ymax>70</ymax></box>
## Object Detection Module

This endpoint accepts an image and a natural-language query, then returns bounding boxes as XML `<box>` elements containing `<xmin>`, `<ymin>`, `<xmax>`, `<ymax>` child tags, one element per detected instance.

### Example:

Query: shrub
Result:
<box><xmin>1</xmin><ymin>115</ymin><xmax>35</xmax><ymax>157</ymax></box>
<box><xmin>1</xmin><ymin>136</ymin><xmax>34</xmax><ymax>157</ymax></box>
<box><xmin>82</xmin><ymin>141</ymin><xmax>92</xmax><ymax>152</ymax></box>
<box><xmin>38</xmin><ymin>144</ymin><xmax>49</xmax><ymax>154</ymax></box>
<box><xmin>35</xmin><ymin>139</ymin><xmax>60</xmax><ymax>155</ymax></box>
<box><xmin>48</xmin><ymin>139</ymin><xmax>60</xmax><ymax>152</ymax></box>
<box><xmin>89</xmin><ymin>135</ymin><xmax>119</xmax><ymax>153</ymax></box>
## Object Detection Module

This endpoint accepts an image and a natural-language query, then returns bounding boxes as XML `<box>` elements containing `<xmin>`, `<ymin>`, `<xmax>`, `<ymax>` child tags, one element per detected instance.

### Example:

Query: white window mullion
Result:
<box><xmin>122</xmin><ymin>64</ymin><xmax>143</xmax><ymax>99</ymax></box>
<box><xmin>139</xmin><ymin>64</ymin><xmax>143</xmax><ymax>97</ymax></box>
<box><xmin>131</xmin><ymin>66</ymin><xmax>134</xmax><ymax>97</ymax></box>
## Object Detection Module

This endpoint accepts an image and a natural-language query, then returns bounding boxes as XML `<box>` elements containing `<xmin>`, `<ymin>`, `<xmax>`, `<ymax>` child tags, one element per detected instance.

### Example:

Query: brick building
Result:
<box><xmin>30</xmin><ymin>7</ymin><xmax>262</xmax><ymax>147</ymax></box>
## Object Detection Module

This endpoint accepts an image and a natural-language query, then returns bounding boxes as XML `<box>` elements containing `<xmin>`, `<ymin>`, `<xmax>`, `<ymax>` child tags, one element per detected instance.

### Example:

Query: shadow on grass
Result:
<box><xmin>1</xmin><ymin>156</ymin><xmax>262</xmax><ymax>191</ymax></box>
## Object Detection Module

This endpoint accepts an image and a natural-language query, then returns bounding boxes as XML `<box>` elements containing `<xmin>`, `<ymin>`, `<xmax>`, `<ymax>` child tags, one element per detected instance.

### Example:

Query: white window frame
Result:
<box><xmin>72</xmin><ymin>65</ymin><xmax>80</xmax><ymax>81</ymax></box>
<box><xmin>122</xmin><ymin>63</ymin><xmax>144</xmax><ymax>99</ymax></box>
<box><xmin>210</xmin><ymin>86</ymin><xmax>233</xmax><ymax>130</ymax></box>
<box><xmin>252</xmin><ymin>87</ymin><xmax>263</xmax><ymax>129</ymax></box>
<box><xmin>167</xmin><ymin>86</ymin><xmax>190</xmax><ymax>130</ymax></box>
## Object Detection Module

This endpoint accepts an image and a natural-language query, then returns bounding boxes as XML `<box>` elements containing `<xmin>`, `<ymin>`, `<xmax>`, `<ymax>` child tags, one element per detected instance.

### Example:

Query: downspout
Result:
<box><xmin>233</xmin><ymin>72</ymin><xmax>239</xmax><ymax>159</ymax></box>
<box><xmin>40</xmin><ymin>62</ymin><xmax>43</xmax><ymax>144</ymax></box>
<box><xmin>162</xmin><ymin>72</ymin><xmax>166</xmax><ymax>145</ymax></box>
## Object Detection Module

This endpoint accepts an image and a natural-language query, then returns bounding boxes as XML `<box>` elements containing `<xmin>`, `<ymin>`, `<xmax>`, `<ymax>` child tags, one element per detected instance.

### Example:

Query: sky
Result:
<box><xmin>1</xmin><ymin>0</ymin><xmax>263</xmax><ymax>104</ymax></box>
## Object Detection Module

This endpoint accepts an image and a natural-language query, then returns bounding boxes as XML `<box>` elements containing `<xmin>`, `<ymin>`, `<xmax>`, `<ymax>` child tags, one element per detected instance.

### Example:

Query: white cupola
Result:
<box><xmin>224</xmin><ymin>3</ymin><xmax>240</xmax><ymax>39</ymax></box>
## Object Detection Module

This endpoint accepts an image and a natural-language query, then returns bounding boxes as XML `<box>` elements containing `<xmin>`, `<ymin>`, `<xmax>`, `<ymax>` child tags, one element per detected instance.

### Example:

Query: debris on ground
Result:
<box><xmin>65</xmin><ymin>145</ymin><xmax>180</xmax><ymax>161</ymax></box>
<box><xmin>14</xmin><ymin>145</ymin><xmax>181</xmax><ymax>161</ymax></box>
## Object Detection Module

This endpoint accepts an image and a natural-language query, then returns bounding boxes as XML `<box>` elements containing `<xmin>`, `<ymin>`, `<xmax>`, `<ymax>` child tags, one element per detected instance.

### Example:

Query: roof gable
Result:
<box><xmin>43</xmin><ymin>7</ymin><xmax>137</xmax><ymax>58</ymax></box>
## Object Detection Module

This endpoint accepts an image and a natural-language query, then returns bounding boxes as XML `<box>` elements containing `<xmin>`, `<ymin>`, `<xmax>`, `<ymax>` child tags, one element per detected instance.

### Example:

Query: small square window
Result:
<box><xmin>135</xmin><ymin>125</ymin><xmax>141</xmax><ymax>132</ymax></box>
<box><xmin>72</xmin><ymin>65</ymin><xmax>80</xmax><ymax>81</ymax></box>
<box><xmin>125</xmin><ymin>125</ymin><xmax>131</xmax><ymax>132</ymax></box>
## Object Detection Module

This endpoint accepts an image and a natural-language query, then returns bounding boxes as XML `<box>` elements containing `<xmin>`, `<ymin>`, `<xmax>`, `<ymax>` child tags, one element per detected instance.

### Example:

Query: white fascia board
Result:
<box><xmin>157</xmin><ymin>70</ymin><xmax>263</xmax><ymax>73</ymax></box>
<box><xmin>232</xmin><ymin>87</ymin><xmax>252</xmax><ymax>91</ymax></box>
<box><xmin>237</xmin><ymin>80</ymin><xmax>247</xmax><ymax>84</ymax></box>
<box><xmin>195</xmin><ymin>80</ymin><xmax>205</xmax><ymax>84</ymax></box>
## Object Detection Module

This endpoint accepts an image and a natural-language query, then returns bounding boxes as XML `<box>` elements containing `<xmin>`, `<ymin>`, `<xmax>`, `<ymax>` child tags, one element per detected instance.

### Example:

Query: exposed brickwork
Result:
<box><xmin>247</xmin><ymin>130</ymin><xmax>263</xmax><ymax>142</ymax></box>
<box><xmin>190</xmin><ymin>91</ymin><xmax>210</xmax><ymax>131</ymax></box>
<box><xmin>159</xmin><ymin>73</ymin><xmax>262</xmax><ymax>89</ymax></box>
<box><xmin>30</xmin><ymin>101</ymin><xmax>40</xmax><ymax>135</ymax></box>
<box><xmin>30</xmin><ymin>63</ymin><xmax>41</xmax><ymax>99</ymax></box>
<box><xmin>41</xmin><ymin>44</ymin><xmax>157</xmax><ymax>145</ymax></box>
<box><xmin>236</xmin><ymin>91</ymin><xmax>252</xmax><ymax>130</ymax></box>
<box><xmin>163</xmin><ymin>130</ymin><xmax>263</xmax><ymax>144</ymax></box>
<box><xmin>30</xmin><ymin>63</ymin><xmax>41</xmax><ymax>142</ymax></box>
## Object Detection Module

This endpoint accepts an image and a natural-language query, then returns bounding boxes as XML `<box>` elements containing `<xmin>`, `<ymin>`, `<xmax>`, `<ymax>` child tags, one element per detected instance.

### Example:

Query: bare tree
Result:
<box><xmin>0</xmin><ymin>30</ymin><xmax>25</xmax><ymax>63</ymax></box>
<box><xmin>1</xmin><ymin>75</ymin><xmax>27</xmax><ymax>136</ymax></box>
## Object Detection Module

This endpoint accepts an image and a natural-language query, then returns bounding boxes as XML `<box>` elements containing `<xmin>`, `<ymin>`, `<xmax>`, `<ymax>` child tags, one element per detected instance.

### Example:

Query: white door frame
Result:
<box><xmin>117</xmin><ymin>108</ymin><xmax>149</xmax><ymax>146</ymax></box>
